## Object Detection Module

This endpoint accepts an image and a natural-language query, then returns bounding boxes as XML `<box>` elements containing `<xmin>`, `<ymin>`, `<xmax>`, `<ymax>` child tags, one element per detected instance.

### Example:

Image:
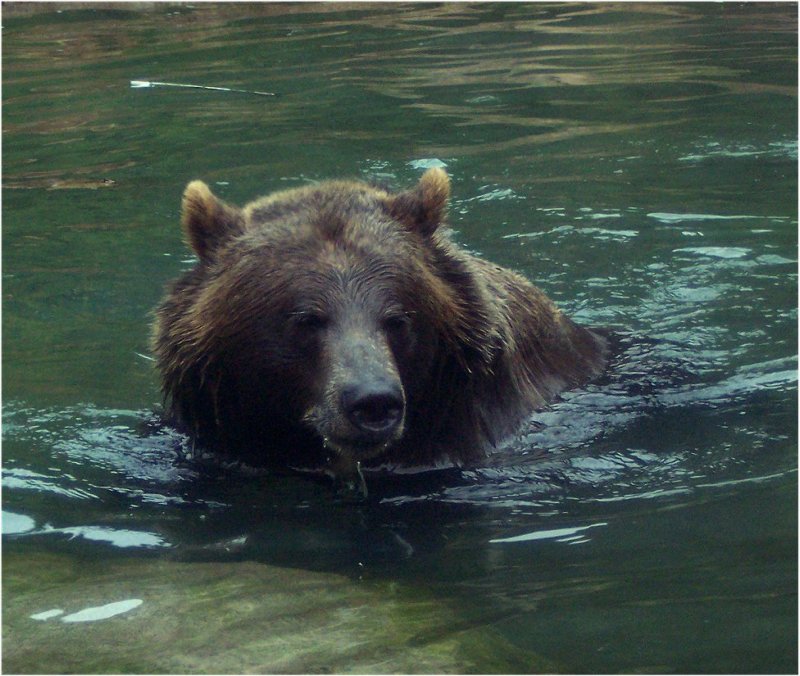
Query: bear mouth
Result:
<box><xmin>323</xmin><ymin>433</ymin><xmax>396</xmax><ymax>460</ymax></box>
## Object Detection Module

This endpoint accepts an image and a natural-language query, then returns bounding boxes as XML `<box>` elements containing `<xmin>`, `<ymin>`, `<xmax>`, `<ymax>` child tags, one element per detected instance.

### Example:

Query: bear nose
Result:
<box><xmin>341</xmin><ymin>383</ymin><xmax>404</xmax><ymax>437</ymax></box>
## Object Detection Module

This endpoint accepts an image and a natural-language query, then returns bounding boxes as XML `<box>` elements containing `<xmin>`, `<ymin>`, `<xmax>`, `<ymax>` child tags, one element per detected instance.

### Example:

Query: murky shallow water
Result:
<box><xmin>3</xmin><ymin>3</ymin><xmax>797</xmax><ymax>673</ymax></box>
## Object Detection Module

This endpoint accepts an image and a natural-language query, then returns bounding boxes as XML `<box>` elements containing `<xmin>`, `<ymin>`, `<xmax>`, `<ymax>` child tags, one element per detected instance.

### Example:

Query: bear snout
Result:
<box><xmin>305</xmin><ymin>374</ymin><xmax>406</xmax><ymax>459</ymax></box>
<box><xmin>341</xmin><ymin>381</ymin><xmax>405</xmax><ymax>439</ymax></box>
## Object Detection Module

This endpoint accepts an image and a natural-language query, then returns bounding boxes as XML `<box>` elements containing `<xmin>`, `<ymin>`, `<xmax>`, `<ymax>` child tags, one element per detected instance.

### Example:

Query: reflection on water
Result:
<box><xmin>3</xmin><ymin>3</ymin><xmax>797</xmax><ymax>673</ymax></box>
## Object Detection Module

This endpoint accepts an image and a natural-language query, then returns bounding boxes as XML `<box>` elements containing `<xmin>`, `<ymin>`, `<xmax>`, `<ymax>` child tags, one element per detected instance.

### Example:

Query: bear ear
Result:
<box><xmin>386</xmin><ymin>167</ymin><xmax>450</xmax><ymax>238</ymax></box>
<box><xmin>181</xmin><ymin>180</ymin><xmax>244</xmax><ymax>261</ymax></box>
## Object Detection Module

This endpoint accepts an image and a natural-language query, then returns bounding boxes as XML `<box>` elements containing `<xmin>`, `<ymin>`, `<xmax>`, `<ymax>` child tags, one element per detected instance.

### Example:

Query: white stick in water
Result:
<box><xmin>130</xmin><ymin>80</ymin><xmax>276</xmax><ymax>97</ymax></box>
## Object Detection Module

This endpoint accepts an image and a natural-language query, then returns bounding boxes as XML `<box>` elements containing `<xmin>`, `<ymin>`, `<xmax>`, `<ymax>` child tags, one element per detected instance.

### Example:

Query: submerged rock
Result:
<box><xmin>3</xmin><ymin>549</ymin><xmax>553</xmax><ymax>674</ymax></box>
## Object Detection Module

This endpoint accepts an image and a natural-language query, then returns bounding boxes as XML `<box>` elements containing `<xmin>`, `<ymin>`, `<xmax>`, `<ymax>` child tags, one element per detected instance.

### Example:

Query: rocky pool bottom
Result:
<box><xmin>4</xmin><ymin>545</ymin><xmax>556</xmax><ymax>674</ymax></box>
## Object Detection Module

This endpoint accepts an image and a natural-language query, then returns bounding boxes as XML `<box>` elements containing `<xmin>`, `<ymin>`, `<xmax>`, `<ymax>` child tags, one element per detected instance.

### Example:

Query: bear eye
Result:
<box><xmin>382</xmin><ymin>312</ymin><xmax>410</xmax><ymax>333</ymax></box>
<box><xmin>291</xmin><ymin>311</ymin><xmax>330</xmax><ymax>331</ymax></box>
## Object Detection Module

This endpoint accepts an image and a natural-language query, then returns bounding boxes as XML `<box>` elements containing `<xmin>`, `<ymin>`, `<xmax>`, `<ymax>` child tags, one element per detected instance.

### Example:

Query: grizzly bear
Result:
<box><xmin>152</xmin><ymin>168</ymin><xmax>608</xmax><ymax>490</ymax></box>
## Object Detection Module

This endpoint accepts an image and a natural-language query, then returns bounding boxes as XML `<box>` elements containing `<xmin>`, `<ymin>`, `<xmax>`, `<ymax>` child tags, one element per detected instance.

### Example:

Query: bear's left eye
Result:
<box><xmin>382</xmin><ymin>312</ymin><xmax>411</xmax><ymax>333</ymax></box>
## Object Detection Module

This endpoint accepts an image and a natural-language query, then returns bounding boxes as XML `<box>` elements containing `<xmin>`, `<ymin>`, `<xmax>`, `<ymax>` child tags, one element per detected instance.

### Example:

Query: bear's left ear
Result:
<box><xmin>386</xmin><ymin>167</ymin><xmax>450</xmax><ymax>238</ymax></box>
<box><xmin>181</xmin><ymin>180</ymin><xmax>244</xmax><ymax>261</ymax></box>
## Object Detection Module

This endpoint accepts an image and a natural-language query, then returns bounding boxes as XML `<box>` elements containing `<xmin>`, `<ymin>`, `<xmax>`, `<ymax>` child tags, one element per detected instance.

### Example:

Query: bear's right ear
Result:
<box><xmin>385</xmin><ymin>167</ymin><xmax>450</xmax><ymax>238</ymax></box>
<box><xmin>181</xmin><ymin>180</ymin><xmax>244</xmax><ymax>261</ymax></box>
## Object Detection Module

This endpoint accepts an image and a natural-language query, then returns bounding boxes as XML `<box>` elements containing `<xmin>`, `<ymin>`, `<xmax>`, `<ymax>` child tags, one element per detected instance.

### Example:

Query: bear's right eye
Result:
<box><xmin>290</xmin><ymin>311</ymin><xmax>330</xmax><ymax>332</ymax></box>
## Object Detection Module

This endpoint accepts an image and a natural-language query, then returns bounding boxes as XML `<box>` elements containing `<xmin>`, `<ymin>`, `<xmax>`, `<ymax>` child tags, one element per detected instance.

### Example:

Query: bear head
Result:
<box><xmin>153</xmin><ymin>169</ymin><xmax>504</xmax><ymax>476</ymax></box>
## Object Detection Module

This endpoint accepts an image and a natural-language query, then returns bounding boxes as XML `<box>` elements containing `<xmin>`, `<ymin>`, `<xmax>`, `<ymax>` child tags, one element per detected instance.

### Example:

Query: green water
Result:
<box><xmin>3</xmin><ymin>3</ymin><xmax>797</xmax><ymax>673</ymax></box>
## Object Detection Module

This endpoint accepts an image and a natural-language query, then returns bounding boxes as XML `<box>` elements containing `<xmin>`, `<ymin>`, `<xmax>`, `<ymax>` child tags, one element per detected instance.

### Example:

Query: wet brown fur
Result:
<box><xmin>152</xmin><ymin>168</ymin><xmax>608</xmax><ymax>471</ymax></box>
